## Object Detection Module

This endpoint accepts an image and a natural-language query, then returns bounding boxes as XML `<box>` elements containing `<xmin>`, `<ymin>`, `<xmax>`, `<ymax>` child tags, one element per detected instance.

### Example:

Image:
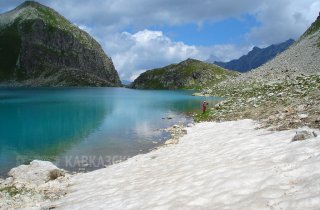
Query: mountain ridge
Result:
<box><xmin>0</xmin><ymin>1</ymin><xmax>121</xmax><ymax>87</ymax></box>
<box><xmin>211</xmin><ymin>39</ymin><xmax>295</xmax><ymax>73</ymax></box>
<box><xmin>233</xmin><ymin>13</ymin><xmax>320</xmax><ymax>83</ymax></box>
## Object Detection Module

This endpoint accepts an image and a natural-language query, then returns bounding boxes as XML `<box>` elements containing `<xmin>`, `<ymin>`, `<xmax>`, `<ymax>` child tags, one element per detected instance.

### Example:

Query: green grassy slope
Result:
<box><xmin>132</xmin><ymin>59</ymin><xmax>239</xmax><ymax>90</ymax></box>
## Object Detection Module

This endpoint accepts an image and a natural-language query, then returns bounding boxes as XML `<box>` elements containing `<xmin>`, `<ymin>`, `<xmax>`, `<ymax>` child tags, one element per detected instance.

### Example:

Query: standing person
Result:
<box><xmin>202</xmin><ymin>101</ymin><xmax>208</xmax><ymax>114</ymax></box>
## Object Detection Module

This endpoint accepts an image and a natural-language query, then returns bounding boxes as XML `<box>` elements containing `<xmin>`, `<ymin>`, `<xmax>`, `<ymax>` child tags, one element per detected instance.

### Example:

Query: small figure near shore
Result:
<box><xmin>202</xmin><ymin>101</ymin><xmax>209</xmax><ymax>114</ymax></box>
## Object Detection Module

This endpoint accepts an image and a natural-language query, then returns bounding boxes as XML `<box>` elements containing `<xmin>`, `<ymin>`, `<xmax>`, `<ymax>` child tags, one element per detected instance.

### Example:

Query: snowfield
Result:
<box><xmin>52</xmin><ymin>119</ymin><xmax>320</xmax><ymax>210</ymax></box>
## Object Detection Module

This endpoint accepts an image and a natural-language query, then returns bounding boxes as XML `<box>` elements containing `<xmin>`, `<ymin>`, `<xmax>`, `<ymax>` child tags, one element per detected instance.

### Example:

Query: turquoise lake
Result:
<box><xmin>0</xmin><ymin>87</ymin><xmax>220</xmax><ymax>177</ymax></box>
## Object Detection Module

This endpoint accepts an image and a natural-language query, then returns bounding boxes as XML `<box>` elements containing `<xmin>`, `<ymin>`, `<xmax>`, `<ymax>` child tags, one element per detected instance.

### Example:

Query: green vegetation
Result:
<box><xmin>34</xmin><ymin>3</ymin><xmax>91</xmax><ymax>45</ymax></box>
<box><xmin>12</xmin><ymin>1</ymin><xmax>93</xmax><ymax>46</ymax></box>
<box><xmin>37</xmin><ymin>5</ymin><xmax>59</xmax><ymax>27</ymax></box>
<box><xmin>132</xmin><ymin>59</ymin><xmax>239</xmax><ymax>90</ymax></box>
<box><xmin>194</xmin><ymin>110</ymin><xmax>211</xmax><ymax>122</ymax></box>
<box><xmin>302</xmin><ymin>18</ymin><xmax>320</xmax><ymax>38</ymax></box>
<box><xmin>0</xmin><ymin>186</ymin><xmax>22</xmax><ymax>196</ymax></box>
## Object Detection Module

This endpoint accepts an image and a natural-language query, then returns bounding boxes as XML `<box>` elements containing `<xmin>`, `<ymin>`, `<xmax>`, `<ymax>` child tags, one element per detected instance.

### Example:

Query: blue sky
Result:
<box><xmin>0</xmin><ymin>0</ymin><xmax>319</xmax><ymax>81</ymax></box>
<box><xmin>148</xmin><ymin>14</ymin><xmax>259</xmax><ymax>46</ymax></box>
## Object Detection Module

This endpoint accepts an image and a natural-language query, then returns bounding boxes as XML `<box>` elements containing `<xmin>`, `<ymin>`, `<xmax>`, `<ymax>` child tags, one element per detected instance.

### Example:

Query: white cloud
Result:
<box><xmin>101</xmin><ymin>29</ymin><xmax>252</xmax><ymax>81</ymax></box>
<box><xmin>1</xmin><ymin>0</ymin><xmax>319</xmax><ymax>80</ymax></box>
<box><xmin>246</xmin><ymin>0</ymin><xmax>320</xmax><ymax>44</ymax></box>
<box><xmin>104</xmin><ymin>30</ymin><xmax>206</xmax><ymax>81</ymax></box>
<box><xmin>56</xmin><ymin>0</ymin><xmax>316</xmax><ymax>78</ymax></box>
<box><xmin>43</xmin><ymin>0</ymin><xmax>319</xmax><ymax>45</ymax></box>
<box><xmin>205</xmin><ymin>45</ymin><xmax>253</xmax><ymax>62</ymax></box>
<box><xmin>76</xmin><ymin>24</ymin><xmax>93</xmax><ymax>34</ymax></box>
<box><xmin>2</xmin><ymin>1</ymin><xmax>319</xmax><ymax>44</ymax></box>
<box><xmin>47</xmin><ymin>0</ymin><xmax>261</xmax><ymax>29</ymax></box>
<box><xmin>129</xmin><ymin>70</ymin><xmax>146</xmax><ymax>81</ymax></box>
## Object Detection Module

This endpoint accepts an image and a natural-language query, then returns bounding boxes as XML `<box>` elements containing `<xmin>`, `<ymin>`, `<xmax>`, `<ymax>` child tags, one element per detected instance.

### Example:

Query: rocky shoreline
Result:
<box><xmin>194</xmin><ymin>74</ymin><xmax>320</xmax><ymax>131</ymax></box>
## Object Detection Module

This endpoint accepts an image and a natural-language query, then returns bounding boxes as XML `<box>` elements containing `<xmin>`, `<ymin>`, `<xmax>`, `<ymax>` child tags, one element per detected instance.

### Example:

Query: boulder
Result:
<box><xmin>165</xmin><ymin>138</ymin><xmax>179</xmax><ymax>145</ymax></box>
<box><xmin>292</xmin><ymin>131</ymin><xmax>317</xmax><ymax>142</ymax></box>
<box><xmin>187</xmin><ymin>123</ymin><xmax>195</xmax><ymax>127</ymax></box>
<box><xmin>298</xmin><ymin>113</ymin><xmax>308</xmax><ymax>119</ymax></box>
<box><xmin>8</xmin><ymin>160</ymin><xmax>65</xmax><ymax>185</ymax></box>
<box><xmin>192</xmin><ymin>92</ymin><xmax>204</xmax><ymax>96</ymax></box>
<box><xmin>173</xmin><ymin>124</ymin><xmax>180</xmax><ymax>128</ymax></box>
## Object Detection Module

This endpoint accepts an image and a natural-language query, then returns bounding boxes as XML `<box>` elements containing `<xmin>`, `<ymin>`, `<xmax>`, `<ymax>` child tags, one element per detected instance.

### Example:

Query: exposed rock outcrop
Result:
<box><xmin>0</xmin><ymin>1</ymin><xmax>121</xmax><ymax>86</ymax></box>
<box><xmin>0</xmin><ymin>160</ymin><xmax>69</xmax><ymax>209</ymax></box>
<box><xmin>164</xmin><ymin>124</ymin><xmax>188</xmax><ymax>145</ymax></box>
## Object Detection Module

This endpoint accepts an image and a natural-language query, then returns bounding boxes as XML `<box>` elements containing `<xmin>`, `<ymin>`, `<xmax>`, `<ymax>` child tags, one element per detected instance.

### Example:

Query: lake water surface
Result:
<box><xmin>0</xmin><ymin>87</ymin><xmax>219</xmax><ymax>176</ymax></box>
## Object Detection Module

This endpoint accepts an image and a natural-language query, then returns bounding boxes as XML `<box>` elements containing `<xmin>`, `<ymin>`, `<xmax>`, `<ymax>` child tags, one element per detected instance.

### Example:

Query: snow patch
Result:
<box><xmin>50</xmin><ymin>119</ymin><xmax>320</xmax><ymax>209</ymax></box>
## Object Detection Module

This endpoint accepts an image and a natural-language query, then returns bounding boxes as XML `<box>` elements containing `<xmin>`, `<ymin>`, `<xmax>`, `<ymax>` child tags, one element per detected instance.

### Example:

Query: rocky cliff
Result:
<box><xmin>213</xmin><ymin>39</ymin><xmax>294</xmax><ymax>72</ymax></box>
<box><xmin>0</xmin><ymin>1</ymin><xmax>121</xmax><ymax>86</ymax></box>
<box><xmin>131</xmin><ymin>58</ymin><xmax>239</xmax><ymax>89</ymax></box>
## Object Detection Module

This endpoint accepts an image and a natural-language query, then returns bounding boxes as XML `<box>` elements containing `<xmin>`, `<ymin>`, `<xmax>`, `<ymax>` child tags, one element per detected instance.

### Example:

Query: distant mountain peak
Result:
<box><xmin>18</xmin><ymin>1</ymin><xmax>42</xmax><ymax>8</ymax></box>
<box><xmin>212</xmin><ymin>39</ymin><xmax>295</xmax><ymax>72</ymax></box>
<box><xmin>181</xmin><ymin>58</ymin><xmax>201</xmax><ymax>65</ymax></box>
<box><xmin>1</xmin><ymin>0</ymin><xmax>69</xmax><ymax>30</ymax></box>
<box><xmin>252</xmin><ymin>46</ymin><xmax>261</xmax><ymax>51</ymax></box>
<box><xmin>15</xmin><ymin>1</ymin><xmax>54</xmax><ymax>14</ymax></box>
<box><xmin>232</xmin><ymin>14</ymin><xmax>320</xmax><ymax>83</ymax></box>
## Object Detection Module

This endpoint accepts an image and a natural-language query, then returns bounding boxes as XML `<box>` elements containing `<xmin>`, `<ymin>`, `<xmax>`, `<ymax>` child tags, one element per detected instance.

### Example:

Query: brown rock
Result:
<box><xmin>292</xmin><ymin>131</ymin><xmax>317</xmax><ymax>142</ymax></box>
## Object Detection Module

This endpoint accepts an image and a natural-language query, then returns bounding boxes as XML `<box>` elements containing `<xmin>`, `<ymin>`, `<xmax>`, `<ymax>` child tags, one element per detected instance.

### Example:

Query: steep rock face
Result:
<box><xmin>0</xmin><ymin>1</ymin><xmax>121</xmax><ymax>86</ymax></box>
<box><xmin>131</xmin><ymin>58</ymin><xmax>239</xmax><ymax>89</ymax></box>
<box><xmin>212</xmin><ymin>39</ymin><xmax>294</xmax><ymax>73</ymax></box>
